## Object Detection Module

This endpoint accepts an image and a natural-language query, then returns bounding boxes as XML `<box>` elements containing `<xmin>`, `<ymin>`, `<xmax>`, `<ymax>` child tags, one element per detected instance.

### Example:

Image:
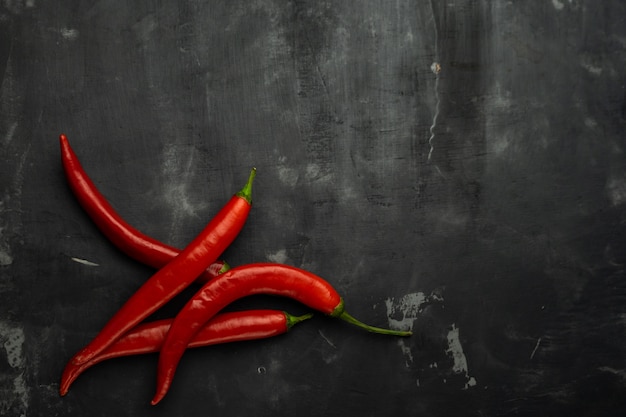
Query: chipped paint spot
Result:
<box><xmin>552</xmin><ymin>0</ymin><xmax>564</xmax><ymax>10</ymax></box>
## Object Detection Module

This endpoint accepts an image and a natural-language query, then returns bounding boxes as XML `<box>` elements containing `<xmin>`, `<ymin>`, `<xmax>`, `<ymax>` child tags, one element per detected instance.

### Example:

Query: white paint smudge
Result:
<box><xmin>552</xmin><ymin>0</ymin><xmax>564</xmax><ymax>10</ymax></box>
<box><xmin>552</xmin><ymin>0</ymin><xmax>574</xmax><ymax>10</ymax></box>
<box><xmin>305</xmin><ymin>163</ymin><xmax>320</xmax><ymax>180</ymax></box>
<box><xmin>60</xmin><ymin>28</ymin><xmax>79</xmax><ymax>41</ymax></box>
<box><xmin>160</xmin><ymin>144</ymin><xmax>208</xmax><ymax>245</ymax></box>
<box><xmin>430</xmin><ymin>62</ymin><xmax>441</xmax><ymax>75</ymax></box>
<box><xmin>584</xmin><ymin>117</ymin><xmax>598</xmax><ymax>129</ymax></box>
<box><xmin>0</xmin><ymin>221</ymin><xmax>13</xmax><ymax>265</ymax></box>
<box><xmin>385</xmin><ymin>292</ymin><xmax>433</xmax><ymax>366</ymax></box>
<box><xmin>132</xmin><ymin>14</ymin><xmax>157</xmax><ymax>44</ymax></box>
<box><xmin>606</xmin><ymin>175</ymin><xmax>626</xmax><ymax>206</ymax></box>
<box><xmin>491</xmin><ymin>131</ymin><xmax>512</xmax><ymax>155</ymax></box>
<box><xmin>2</xmin><ymin>325</ymin><xmax>24</xmax><ymax>368</ymax></box>
<box><xmin>276</xmin><ymin>156</ymin><xmax>299</xmax><ymax>187</ymax></box>
<box><xmin>581</xmin><ymin>61</ymin><xmax>602</xmax><ymax>75</ymax></box>
<box><xmin>70</xmin><ymin>257</ymin><xmax>99</xmax><ymax>267</ymax></box>
<box><xmin>266</xmin><ymin>248</ymin><xmax>288</xmax><ymax>264</ymax></box>
<box><xmin>446</xmin><ymin>324</ymin><xmax>477</xmax><ymax>389</ymax></box>
<box><xmin>385</xmin><ymin>292</ymin><xmax>428</xmax><ymax>331</ymax></box>
<box><xmin>0</xmin><ymin>322</ymin><xmax>29</xmax><ymax>415</ymax></box>
<box><xmin>446</xmin><ymin>325</ymin><xmax>467</xmax><ymax>373</ymax></box>
<box><xmin>0</xmin><ymin>248</ymin><xmax>12</xmax><ymax>266</ymax></box>
<box><xmin>323</xmin><ymin>353</ymin><xmax>339</xmax><ymax>364</ymax></box>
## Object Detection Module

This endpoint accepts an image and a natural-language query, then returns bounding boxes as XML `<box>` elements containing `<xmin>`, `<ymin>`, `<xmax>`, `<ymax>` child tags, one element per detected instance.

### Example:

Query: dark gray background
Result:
<box><xmin>1</xmin><ymin>1</ymin><xmax>625</xmax><ymax>416</ymax></box>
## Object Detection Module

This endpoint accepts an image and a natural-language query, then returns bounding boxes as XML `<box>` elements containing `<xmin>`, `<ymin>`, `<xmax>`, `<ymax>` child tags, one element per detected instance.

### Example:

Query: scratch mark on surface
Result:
<box><xmin>529</xmin><ymin>337</ymin><xmax>542</xmax><ymax>360</ymax></box>
<box><xmin>318</xmin><ymin>330</ymin><xmax>336</xmax><ymax>348</ymax></box>
<box><xmin>598</xmin><ymin>366</ymin><xmax>626</xmax><ymax>381</ymax></box>
<box><xmin>316</xmin><ymin>65</ymin><xmax>331</xmax><ymax>101</ymax></box>
<box><xmin>427</xmin><ymin>70</ymin><xmax>441</xmax><ymax>162</ymax></box>
<box><xmin>427</xmin><ymin>0</ymin><xmax>441</xmax><ymax>163</ymax></box>
<box><xmin>70</xmin><ymin>257</ymin><xmax>100</xmax><ymax>267</ymax></box>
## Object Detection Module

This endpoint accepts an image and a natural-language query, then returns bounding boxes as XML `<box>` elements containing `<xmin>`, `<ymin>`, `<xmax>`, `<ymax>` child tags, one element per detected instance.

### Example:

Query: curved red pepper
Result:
<box><xmin>65</xmin><ymin>167</ymin><xmax>256</xmax><ymax>369</ymax></box>
<box><xmin>59</xmin><ymin>309</ymin><xmax>312</xmax><ymax>395</ymax></box>
<box><xmin>151</xmin><ymin>262</ymin><xmax>412</xmax><ymax>405</ymax></box>
<box><xmin>59</xmin><ymin>134</ymin><xmax>229</xmax><ymax>283</ymax></box>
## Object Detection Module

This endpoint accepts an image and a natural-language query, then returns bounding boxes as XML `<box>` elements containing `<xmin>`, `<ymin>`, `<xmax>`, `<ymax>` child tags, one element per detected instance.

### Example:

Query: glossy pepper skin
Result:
<box><xmin>59</xmin><ymin>309</ymin><xmax>312</xmax><ymax>396</ymax></box>
<box><xmin>65</xmin><ymin>167</ymin><xmax>256</xmax><ymax>368</ymax></box>
<box><xmin>151</xmin><ymin>262</ymin><xmax>412</xmax><ymax>405</ymax></box>
<box><xmin>59</xmin><ymin>134</ymin><xmax>229</xmax><ymax>284</ymax></box>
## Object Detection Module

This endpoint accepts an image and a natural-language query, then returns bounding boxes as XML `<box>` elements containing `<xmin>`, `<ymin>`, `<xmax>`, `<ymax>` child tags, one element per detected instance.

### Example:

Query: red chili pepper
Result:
<box><xmin>65</xmin><ymin>166</ymin><xmax>256</xmax><ymax>368</ymax></box>
<box><xmin>151</xmin><ymin>262</ymin><xmax>412</xmax><ymax>405</ymax></box>
<box><xmin>59</xmin><ymin>134</ymin><xmax>229</xmax><ymax>284</ymax></box>
<box><xmin>59</xmin><ymin>309</ymin><xmax>311</xmax><ymax>396</ymax></box>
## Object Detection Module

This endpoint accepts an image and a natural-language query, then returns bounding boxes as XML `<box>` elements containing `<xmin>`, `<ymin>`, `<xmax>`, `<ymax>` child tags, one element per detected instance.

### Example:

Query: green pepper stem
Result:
<box><xmin>235</xmin><ymin>167</ymin><xmax>256</xmax><ymax>204</ymax></box>
<box><xmin>285</xmin><ymin>312</ymin><xmax>314</xmax><ymax>329</ymax></box>
<box><xmin>218</xmin><ymin>261</ymin><xmax>231</xmax><ymax>274</ymax></box>
<box><xmin>338</xmin><ymin>311</ymin><xmax>412</xmax><ymax>337</ymax></box>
